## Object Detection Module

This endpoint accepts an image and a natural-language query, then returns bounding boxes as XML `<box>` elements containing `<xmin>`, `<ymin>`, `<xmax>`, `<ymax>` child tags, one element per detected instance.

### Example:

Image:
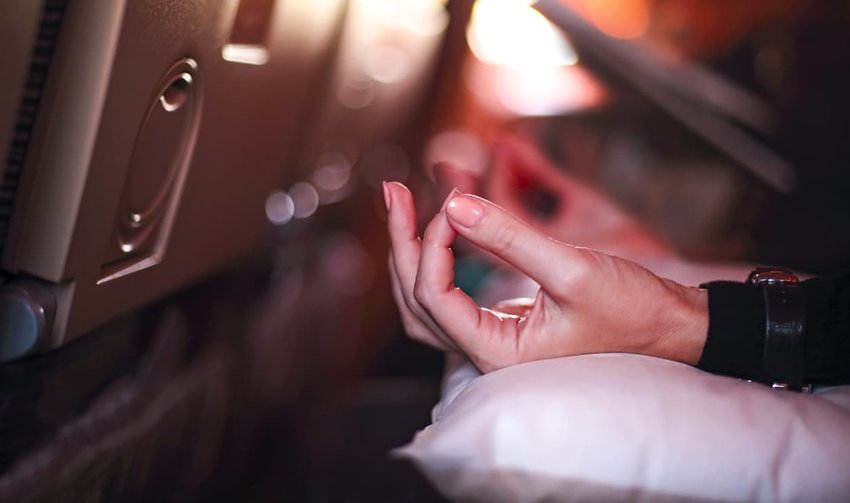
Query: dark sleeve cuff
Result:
<box><xmin>697</xmin><ymin>281</ymin><xmax>765</xmax><ymax>381</ymax></box>
<box><xmin>799</xmin><ymin>273</ymin><xmax>850</xmax><ymax>384</ymax></box>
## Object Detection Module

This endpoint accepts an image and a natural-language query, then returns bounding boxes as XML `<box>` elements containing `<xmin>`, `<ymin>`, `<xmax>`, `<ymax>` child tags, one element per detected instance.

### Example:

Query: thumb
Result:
<box><xmin>445</xmin><ymin>194</ymin><xmax>587</xmax><ymax>293</ymax></box>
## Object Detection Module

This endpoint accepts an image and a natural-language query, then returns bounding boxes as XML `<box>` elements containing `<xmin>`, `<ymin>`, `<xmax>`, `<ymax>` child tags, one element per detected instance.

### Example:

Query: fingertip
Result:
<box><xmin>387</xmin><ymin>180</ymin><xmax>410</xmax><ymax>192</ymax></box>
<box><xmin>386</xmin><ymin>183</ymin><xmax>419</xmax><ymax>244</ymax></box>
<box><xmin>422</xmin><ymin>203</ymin><xmax>459</xmax><ymax>250</ymax></box>
<box><xmin>440</xmin><ymin>187</ymin><xmax>461</xmax><ymax>212</ymax></box>
<box><xmin>382</xmin><ymin>181</ymin><xmax>392</xmax><ymax>211</ymax></box>
<box><xmin>386</xmin><ymin>181</ymin><xmax>412</xmax><ymax>205</ymax></box>
<box><xmin>446</xmin><ymin>195</ymin><xmax>485</xmax><ymax>228</ymax></box>
<box><xmin>386</xmin><ymin>182</ymin><xmax>414</xmax><ymax>216</ymax></box>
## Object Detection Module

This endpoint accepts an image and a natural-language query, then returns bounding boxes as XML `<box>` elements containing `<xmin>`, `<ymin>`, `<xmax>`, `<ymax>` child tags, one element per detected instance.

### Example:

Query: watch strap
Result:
<box><xmin>748</xmin><ymin>268</ymin><xmax>808</xmax><ymax>391</ymax></box>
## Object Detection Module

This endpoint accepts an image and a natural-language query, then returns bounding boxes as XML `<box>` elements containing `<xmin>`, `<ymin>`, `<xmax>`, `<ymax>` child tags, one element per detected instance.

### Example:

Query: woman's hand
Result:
<box><xmin>385</xmin><ymin>181</ymin><xmax>708</xmax><ymax>373</ymax></box>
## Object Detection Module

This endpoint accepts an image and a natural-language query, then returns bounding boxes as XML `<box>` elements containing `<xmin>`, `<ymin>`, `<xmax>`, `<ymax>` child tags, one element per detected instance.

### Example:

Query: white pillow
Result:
<box><xmin>396</xmin><ymin>354</ymin><xmax>850</xmax><ymax>502</ymax></box>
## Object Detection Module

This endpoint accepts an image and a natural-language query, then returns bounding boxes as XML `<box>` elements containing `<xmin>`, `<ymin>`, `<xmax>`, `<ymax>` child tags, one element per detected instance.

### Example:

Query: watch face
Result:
<box><xmin>747</xmin><ymin>268</ymin><xmax>799</xmax><ymax>285</ymax></box>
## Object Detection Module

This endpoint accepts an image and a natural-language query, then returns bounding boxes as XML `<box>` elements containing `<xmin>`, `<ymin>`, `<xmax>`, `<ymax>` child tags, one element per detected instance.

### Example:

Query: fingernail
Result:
<box><xmin>440</xmin><ymin>187</ymin><xmax>460</xmax><ymax>211</ymax></box>
<box><xmin>382</xmin><ymin>181</ymin><xmax>392</xmax><ymax>211</ymax></box>
<box><xmin>446</xmin><ymin>196</ymin><xmax>484</xmax><ymax>228</ymax></box>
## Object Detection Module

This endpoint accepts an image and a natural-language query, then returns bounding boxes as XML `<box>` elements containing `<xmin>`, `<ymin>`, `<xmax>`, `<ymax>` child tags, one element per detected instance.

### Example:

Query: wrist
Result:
<box><xmin>747</xmin><ymin>268</ymin><xmax>807</xmax><ymax>390</ymax></box>
<box><xmin>654</xmin><ymin>281</ymin><xmax>709</xmax><ymax>365</ymax></box>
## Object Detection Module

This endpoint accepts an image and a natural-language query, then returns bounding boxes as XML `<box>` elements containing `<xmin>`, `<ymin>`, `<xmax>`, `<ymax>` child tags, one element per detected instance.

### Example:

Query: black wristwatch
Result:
<box><xmin>747</xmin><ymin>268</ymin><xmax>809</xmax><ymax>392</ymax></box>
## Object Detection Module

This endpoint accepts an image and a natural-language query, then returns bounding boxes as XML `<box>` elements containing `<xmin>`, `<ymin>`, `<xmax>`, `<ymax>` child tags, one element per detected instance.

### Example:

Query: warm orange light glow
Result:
<box><xmin>569</xmin><ymin>0</ymin><xmax>649</xmax><ymax>40</ymax></box>
<box><xmin>467</xmin><ymin>0</ymin><xmax>578</xmax><ymax>69</ymax></box>
<box><xmin>464</xmin><ymin>57</ymin><xmax>606</xmax><ymax>118</ymax></box>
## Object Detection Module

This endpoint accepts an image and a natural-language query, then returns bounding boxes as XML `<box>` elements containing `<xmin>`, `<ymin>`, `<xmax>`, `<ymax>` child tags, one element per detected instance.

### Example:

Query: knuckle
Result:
<box><xmin>403</xmin><ymin>287</ymin><xmax>420</xmax><ymax>312</ymax></box>
<box><xmin>551</xmin><ymin>248</ymin><xmax>593</xmax><ymax>296</ymax></box>
<box><xmin>405</xmin><ymin>296</ymin><xmax>421</xmax><ymax>318</ymax></box>
<box><xmin>413</xmin><ymin>280</ymin><xmax>430</xmax><ymax>307</ymax></box>
<box><xmin>572</xmin><ymin>250</ymin><xmax>598</xmax><ymax>283</ymax></box>
<box><xmin>490</xmin><ymin>225</ymin><xmax>517</xmax><ymax>255</ymax></box>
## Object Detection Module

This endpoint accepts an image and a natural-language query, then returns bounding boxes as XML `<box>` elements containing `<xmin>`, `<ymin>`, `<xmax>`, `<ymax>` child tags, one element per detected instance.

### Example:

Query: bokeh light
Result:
<box><xmin>466</xmin><ymin>0</ymin><xmax>577</xmax><ymax>69</ymax></box>
<box><xmin>265</xmin><ymin>190</ymin><xmax>295</xmax><ymax>225</ymax></box>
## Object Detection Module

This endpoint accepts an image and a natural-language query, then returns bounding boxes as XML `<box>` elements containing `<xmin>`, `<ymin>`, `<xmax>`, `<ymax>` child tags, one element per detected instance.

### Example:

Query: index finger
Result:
<box><xmin>445</xmin><ymin>194</ymin><xmax>590</xmax><ymax>295</ymax></box>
